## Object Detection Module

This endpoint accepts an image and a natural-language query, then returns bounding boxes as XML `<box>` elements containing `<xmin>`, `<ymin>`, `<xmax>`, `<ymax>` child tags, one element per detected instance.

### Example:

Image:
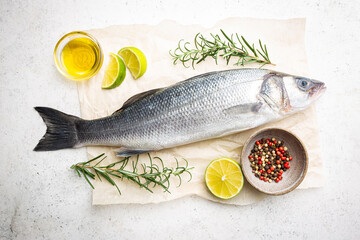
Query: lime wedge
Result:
<box><xmin>118</xmin><ymin>47</ymin><xmax>147</xmax><ymax>79</ymax></box>
<box><xmin>101</xmin><ymin>53</ymin><xmax>126</xmax><ymax>89</ymax></box>
<box><xmin>205</xmin><ymin>157</ymin><xmax>244</xmax><ymax>200</ymax></box>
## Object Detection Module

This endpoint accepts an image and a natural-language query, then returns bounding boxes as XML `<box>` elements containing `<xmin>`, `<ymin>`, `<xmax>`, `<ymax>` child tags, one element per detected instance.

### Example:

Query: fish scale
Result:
<box><xmin>78</xmin><ymin>69</ymin><xmax>271</xmax><ymax>149</ymax></box>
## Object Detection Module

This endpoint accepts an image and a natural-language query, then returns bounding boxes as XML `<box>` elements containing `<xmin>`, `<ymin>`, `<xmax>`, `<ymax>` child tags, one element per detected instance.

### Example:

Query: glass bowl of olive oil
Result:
<box><xmin>54</xmin><ymin>31</ymin><xmax>103</xmax><ymax>81</ymax></box>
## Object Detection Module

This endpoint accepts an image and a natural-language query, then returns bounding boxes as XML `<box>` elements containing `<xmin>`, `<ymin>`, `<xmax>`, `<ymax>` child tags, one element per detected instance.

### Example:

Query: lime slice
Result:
<box><xmin>205</xmin><ymin>157</ymin><xmax>244</xmax><ymax>200</ymax></box>
<box><xmin>101</xmin><ymin>53</ymin><xmax>126</xmax><ymax>89</ymax></box>
<box><xmin>118</xmin><ymin>47</ymin><xmax>147</xmax><ymax>79</ymax></box>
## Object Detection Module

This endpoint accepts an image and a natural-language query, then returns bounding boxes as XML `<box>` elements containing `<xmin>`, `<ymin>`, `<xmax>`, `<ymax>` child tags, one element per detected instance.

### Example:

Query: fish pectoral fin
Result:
<box><xmin>223</xmin><ymin>102</ymin><xmax>263</xmax><ymax>116</ymax></box>
<box><xmin>114</xmin><ymin>147</ymin><xmax>150</xmax><ymax>157</ymax></box>
<box><xmin>112</xmin><ymin>88</ymin><xmax>163</xmax><ymax>115</ymax></box>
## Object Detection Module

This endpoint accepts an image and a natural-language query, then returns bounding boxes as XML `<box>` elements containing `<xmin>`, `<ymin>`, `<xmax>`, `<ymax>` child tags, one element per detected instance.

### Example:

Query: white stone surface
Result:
<box><xmin>0</xmin><ymin>0</ymin><xmax>359</xmax><ymax>239</ymax></box>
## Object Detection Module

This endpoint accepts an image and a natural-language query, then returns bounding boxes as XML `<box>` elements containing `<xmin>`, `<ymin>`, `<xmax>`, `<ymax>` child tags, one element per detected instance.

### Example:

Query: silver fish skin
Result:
<box><xmin>34</xmin><ymin>68</ymin><xmax>325</xmax><ymax>156</ymax></box>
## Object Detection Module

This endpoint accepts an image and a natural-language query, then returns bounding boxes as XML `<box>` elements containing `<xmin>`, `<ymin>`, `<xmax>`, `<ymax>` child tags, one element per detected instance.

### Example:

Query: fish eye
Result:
<box><xmin>297</xmin><ymin>78</ymin><xmax>310</xmax><ymax>90</ymax></box>
<box><xmin>300</xmin><ymin>80</ymin><xmax>308</xmax><ymax>87</ymax></box>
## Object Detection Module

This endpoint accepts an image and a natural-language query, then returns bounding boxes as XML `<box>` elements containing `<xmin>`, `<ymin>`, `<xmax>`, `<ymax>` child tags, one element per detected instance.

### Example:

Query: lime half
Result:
<box><xmin>205</xmin><ymin>157</ymin><xmax>244</xmax><ymax>200</ymax></box>
<box><xmin>118</xmin><ymin>47</ymin><xmax>147</xmax><ymax>79</ymax></box>
<box><xmin>101</xmin><ymin>53</ymin><xmax>126</xmax><ymax>89</ymax></box>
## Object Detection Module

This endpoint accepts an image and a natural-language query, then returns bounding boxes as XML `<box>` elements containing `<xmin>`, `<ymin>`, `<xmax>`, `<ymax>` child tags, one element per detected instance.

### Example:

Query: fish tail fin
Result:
<box><xmin>34</xmin><ymin>107</ymin><xmax>80</xmax><ymax>151</ymax></box>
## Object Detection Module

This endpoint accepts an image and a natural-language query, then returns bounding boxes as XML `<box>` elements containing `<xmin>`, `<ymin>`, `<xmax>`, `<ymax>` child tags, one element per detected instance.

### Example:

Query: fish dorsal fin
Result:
<box><xmin>112</xmin><ymin>88</ymin><xmax>162</xmax><ymax>115</ymax></box>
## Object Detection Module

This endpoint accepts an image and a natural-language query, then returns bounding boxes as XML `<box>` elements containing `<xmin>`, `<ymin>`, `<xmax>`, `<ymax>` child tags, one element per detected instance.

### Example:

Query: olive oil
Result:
<box><xmin>60</xmin><ymin>37</ymin><xmax>101</xmax><ymax>78</ymax></box>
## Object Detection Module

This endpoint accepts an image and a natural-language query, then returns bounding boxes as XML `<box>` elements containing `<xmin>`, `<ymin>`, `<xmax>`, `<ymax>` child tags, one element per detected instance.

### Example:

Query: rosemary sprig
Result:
<box><xmin>71</xmin><ymin>153</ymin><xmax>194</xmax><ymax>195</ymax></box>
<box><xmin>169</xmin><ymin>29</ymin><xmax>274</xmax><ymax>69</ymax></box>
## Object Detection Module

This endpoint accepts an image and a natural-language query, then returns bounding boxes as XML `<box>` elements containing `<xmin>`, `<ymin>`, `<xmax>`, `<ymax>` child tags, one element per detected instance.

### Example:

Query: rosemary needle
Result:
<box><xmin>71</xmin><ymin>153</ymin><xmax>194</xmax><ymax>195</ymax></box>
<box><xmin>169</xmin><ymin>29</ymin><xmax>274</xmax><ymax>69</ymax></box>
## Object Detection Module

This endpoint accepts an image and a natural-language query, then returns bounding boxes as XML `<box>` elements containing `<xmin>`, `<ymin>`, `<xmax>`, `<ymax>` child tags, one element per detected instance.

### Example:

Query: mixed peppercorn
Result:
<box><xmin>248</xmin><ymin>137</ymin><xmax>292</xmax><ymax>183</ymax></box>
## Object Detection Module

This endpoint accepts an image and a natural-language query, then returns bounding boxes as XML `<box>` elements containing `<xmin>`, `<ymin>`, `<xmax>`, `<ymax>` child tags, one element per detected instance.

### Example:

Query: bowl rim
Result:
<box><xmin>53</xmin><ymin>31</ymin><xmax>104</xmax><ymax>81</ymax></box>
<box><xmin>240</xmin><ymin>127</ymin><xmax>309</xmax><ymax>195</ymax></box>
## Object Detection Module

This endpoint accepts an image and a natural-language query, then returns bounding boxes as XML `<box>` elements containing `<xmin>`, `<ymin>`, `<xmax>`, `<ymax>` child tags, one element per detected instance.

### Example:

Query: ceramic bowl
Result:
<box><xmin>240</xmin><ymin>128</ymin><xmax>308</xmax><ymax>195</ymax></box>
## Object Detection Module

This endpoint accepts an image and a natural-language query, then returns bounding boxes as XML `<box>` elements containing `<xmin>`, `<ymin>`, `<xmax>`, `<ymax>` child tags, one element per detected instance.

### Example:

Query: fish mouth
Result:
<box><xmin>309</xmin><ymin>81</ymin><xmax>326</xmax><ymax>99</ymax></box>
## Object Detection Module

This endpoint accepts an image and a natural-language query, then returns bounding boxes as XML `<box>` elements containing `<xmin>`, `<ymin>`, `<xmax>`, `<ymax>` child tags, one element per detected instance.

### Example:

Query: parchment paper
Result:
<box><xmin>77</xmin><ymin>18</ymin><xmax>325</xmax><ymax>205</ymax></box>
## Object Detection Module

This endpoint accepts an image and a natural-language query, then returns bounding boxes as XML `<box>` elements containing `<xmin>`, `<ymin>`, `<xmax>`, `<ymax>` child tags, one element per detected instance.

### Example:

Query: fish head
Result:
<box><xmin>282</xmin><ymin>75</ymin><xmax>326</xmax><ymax>112</ymax></box>
<box><xmin>260</xmin><ymin>73</ymin><xmax>326</xmax><ymax>114</ymax></box>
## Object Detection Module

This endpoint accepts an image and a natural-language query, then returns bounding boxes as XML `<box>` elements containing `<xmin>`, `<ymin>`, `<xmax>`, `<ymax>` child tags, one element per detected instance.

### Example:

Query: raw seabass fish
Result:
<box><xmin>34</xmin><ymin>68</ymin><xmax>325</xmax><ymax>156</ymax></box>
